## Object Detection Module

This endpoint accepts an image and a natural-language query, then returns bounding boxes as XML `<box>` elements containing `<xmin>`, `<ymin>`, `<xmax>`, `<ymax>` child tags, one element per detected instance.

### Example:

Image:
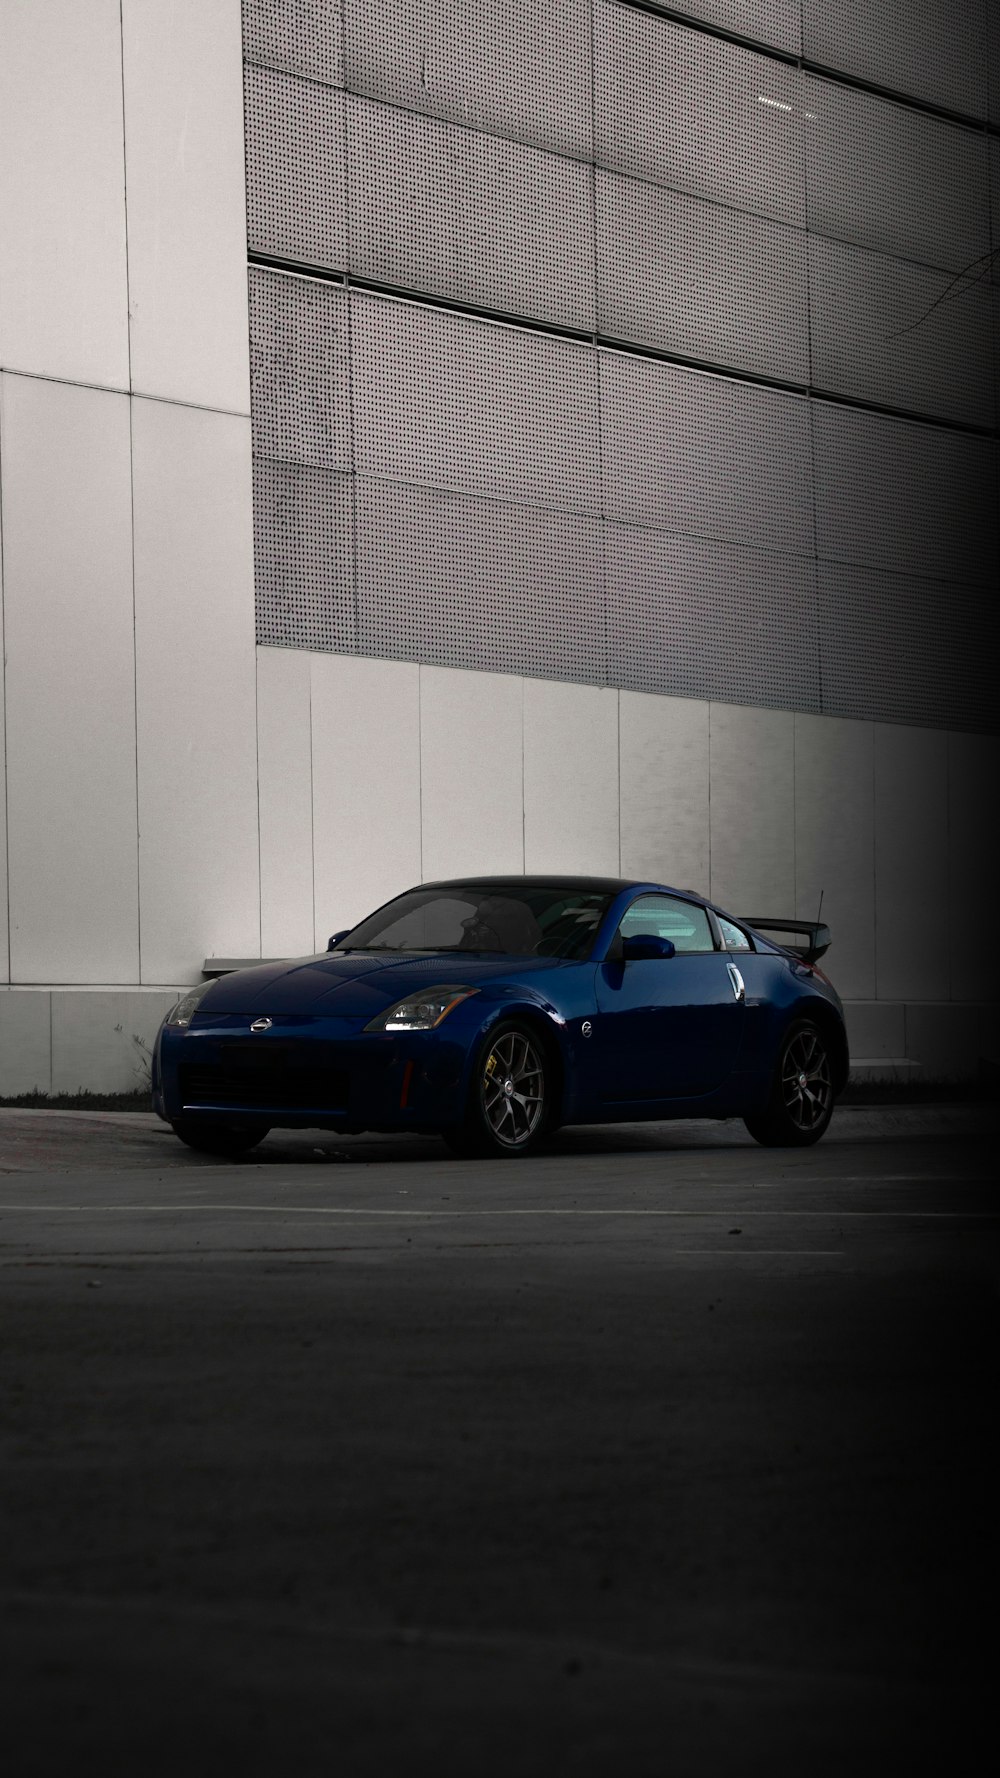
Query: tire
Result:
<box><xmin>744</xmin><ymin>1019</ymin><xmax>835</xmax><ymax>1148</ymax></box>
<box><xmin>443</xmin><ymin>1019</ymin><xmax>553</xmax><ymax>1159</ymax></box>
<box><xmin>171</xmin><ymin>1118</ymin><xmax>270</xmax><ymax>1157</ymax></box>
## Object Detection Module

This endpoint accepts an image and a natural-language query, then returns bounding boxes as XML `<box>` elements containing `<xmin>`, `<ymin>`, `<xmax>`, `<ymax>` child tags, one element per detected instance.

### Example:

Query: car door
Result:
<box><xmin>594</xmin><ymin>894</ymin><xmax>744</xmax><ymax>1101</ymax></box>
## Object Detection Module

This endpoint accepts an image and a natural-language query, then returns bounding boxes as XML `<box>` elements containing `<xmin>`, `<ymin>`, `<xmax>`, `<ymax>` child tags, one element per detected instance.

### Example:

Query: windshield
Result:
<box><xmin>335</xmin><ymin>885</ymin><xmax>613</xmax><ymax>961</ymax></box>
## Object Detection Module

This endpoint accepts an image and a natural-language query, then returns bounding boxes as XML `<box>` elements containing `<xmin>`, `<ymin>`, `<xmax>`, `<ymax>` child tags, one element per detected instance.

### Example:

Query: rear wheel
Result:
<box><xmin>444</xmin><ymin>1020</ymin><xmax>552</xmax><ymax>1159</ymax></box>
<box><xmin>744</xmin><ymin>1019</ymin><xmax>834</xmax><ymax>1147</ymax></box>
<box><xmin>171</xmin><ymin>1118</ymin><xmax>270</xmax><ymax>1157</ymax></box>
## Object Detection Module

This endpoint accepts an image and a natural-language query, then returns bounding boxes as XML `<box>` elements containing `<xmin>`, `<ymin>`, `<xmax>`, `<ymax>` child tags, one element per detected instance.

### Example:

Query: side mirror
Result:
<box><xmin>327</xmin><ymin>929</ymin><xmax>350</xmax><ymax>952</ymax></box>
<box><xmin>621</xmin><ymin>934</ymin><xmax>676</xmax><ymax>962</ymax></box>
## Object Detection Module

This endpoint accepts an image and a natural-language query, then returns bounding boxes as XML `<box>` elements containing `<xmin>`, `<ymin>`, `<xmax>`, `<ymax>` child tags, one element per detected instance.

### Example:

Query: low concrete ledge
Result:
<box><xmin>202</xmin><ymin>958</ymin><xmax>287</xmax><ymax>978</ymax></box>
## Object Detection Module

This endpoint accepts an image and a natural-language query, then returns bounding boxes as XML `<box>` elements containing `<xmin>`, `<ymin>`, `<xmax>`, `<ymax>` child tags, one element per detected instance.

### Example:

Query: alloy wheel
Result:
<box><xmin>780</xmin><ymin>1028</ymin><xmax>832</xmax><ymax>1132</ymax></box>
<box><xmin>480</xmin><ymin>1029</ymin><xmax>545</xmax><ymax>1149</ymax></box>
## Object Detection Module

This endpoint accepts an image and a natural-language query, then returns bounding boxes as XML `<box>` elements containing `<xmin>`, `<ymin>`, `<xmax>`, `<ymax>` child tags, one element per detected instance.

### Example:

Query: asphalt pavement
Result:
<box><xmin>1</xmin><ymin>1106</ymin><xmax>996</xmax><ymax>1775</ymax></box>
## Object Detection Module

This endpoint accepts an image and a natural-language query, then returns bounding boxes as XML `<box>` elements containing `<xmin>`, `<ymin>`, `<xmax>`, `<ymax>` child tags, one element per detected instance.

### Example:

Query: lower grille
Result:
<box><xmin>179</xmin><ymin>1043</ymin><xmax>349</xmax><ymax>1112</ymax></box>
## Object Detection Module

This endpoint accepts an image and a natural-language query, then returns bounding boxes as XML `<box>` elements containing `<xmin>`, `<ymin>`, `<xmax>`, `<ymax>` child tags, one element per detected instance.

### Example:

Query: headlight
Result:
<box><xmin>364</xmin><ymin>986</ymin><xmax>478</xmax><ymax>1033</ymax></box>
<box><xmin>165</xmin><ymin>982</ymin><xmax>213</xmax><ymax>1028</ymax></box>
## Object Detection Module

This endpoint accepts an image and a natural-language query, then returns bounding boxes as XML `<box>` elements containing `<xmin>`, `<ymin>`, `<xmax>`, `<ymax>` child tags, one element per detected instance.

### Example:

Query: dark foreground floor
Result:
<box><xmin>1</xmin><ymin>1112</ymin><xmax>996</xmax><ymax>1775</ymax></box>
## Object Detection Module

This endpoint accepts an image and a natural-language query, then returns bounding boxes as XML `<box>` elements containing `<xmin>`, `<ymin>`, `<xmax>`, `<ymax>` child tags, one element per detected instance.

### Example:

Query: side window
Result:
<box><xmin>717</xmin><ymin>915</ymin><xmax>752</xmax><ymax>953</ymax></box>
<box><xmin>618</xmin><ymin>895</ymin><xmax>714</xmax><ymax>954</ymax></box>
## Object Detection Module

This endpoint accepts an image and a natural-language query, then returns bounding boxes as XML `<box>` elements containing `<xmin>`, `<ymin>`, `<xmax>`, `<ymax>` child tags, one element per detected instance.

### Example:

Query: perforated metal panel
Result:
<box><xmin>254</xmin><ymin>459</ymin><xmax>355</xmax><ymax>652</ymax></box>
<box><xmin>809</xmin><ymin>236</ymin><xmax>995</xmax><ymax>429</ymax></box>
<box><xmin>243</xmin><ymin>0</ymin><xmax>344</xmax><ymax>85</ymax></box>
<box><xmin>596</xmin><ymin>169</ymin><xmax>809</xmax><ymax>383</ymax></box>
<box><xmin>804</xmin><ymin>77</ymin><xmax>990</xmax><ymax>276</ymax></box>
<box><xmin>991</xmin><ymin>3</ymin><xmax>1000</xmax><ymax>125</ymax></box>
<box><xmin>666</xmin><ymin>0</ymin><xmax>801</xmax><ymax>56</ymax></box>
<box><xmin>802</xmin><ymin>0</ymin><xmax>988</xmax><ymax>120</ymax></box>
<box><xmin>600</xmin><ymin>350</ymin><xmax>813</xmax><ymax>553</ymax></box>
<box><xmin>249</xmin><ymin>267</ymin><xmax>351</xmax><ymax>468</ymax></box>
<box><xmin>991</xmin><ymin>139</ymin><xmax>1000</xmax><ymax>282</ymax></box>
<box><xmin>244</xmin><ymin>64</ymin><xmax>347</xmax><ymax>269</ymax></box>
<box><xmin>818</xmin><ymin>561</ymin><xmax>998</xmax><ymax>733</ymax></box>
<box><xmin>351</xmin><ymin>292</ymin><xmax>600</xmax><ymax>513</ymax></box>
<box><xmin>355</xmin><ymin>478</ymin><xmax>605</xmax><ymax>681</ymax></box>
<box><xmin>347</xmin><ymin>95</ymin><xmax>594</xmax><ymax>332</ymax></box>
<box><xmin>812</xmin><ymin>403</ymin><xmax>997</xmax><ymax>587</ymax></box>
<box><xmin>595</xmin><ymin>5</ymin><xmax>805</xmax><ymax>227</ymax></box>
<box><xmin>605</xmin><ymin>524</ymin><xmax>820</xmax><ymax>711</ymax></box>
<box><xmin>343</xmin><ymin>0</ymin><xmax>592</xmax><ymax>159</ymax></box>
<box><xmin>241</xmin><ymin>6</ymin><xmax>996</xmax><ymax>735</ymax></box>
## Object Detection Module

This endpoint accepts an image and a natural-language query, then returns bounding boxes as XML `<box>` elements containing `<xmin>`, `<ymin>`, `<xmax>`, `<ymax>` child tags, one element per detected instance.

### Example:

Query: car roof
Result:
<box><xmin>419</xmin><ymin>875</ymin><xmax>691</xmax><ymax>897</ymax></box>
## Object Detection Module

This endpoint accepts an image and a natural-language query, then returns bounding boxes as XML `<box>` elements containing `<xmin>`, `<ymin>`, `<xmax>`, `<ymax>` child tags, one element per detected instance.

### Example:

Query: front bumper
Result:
<box><xmin>155</xmin><ymin>1012</ymin><xmax>474</xmax><ymax>1132</ymax></box>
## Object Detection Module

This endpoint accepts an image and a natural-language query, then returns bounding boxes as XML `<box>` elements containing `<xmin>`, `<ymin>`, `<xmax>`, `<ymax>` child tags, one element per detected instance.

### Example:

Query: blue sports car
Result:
<box><xmin>153</xmin><ymin>876</ymin><xmax>847</xmax><ymax>1159</ymax></box>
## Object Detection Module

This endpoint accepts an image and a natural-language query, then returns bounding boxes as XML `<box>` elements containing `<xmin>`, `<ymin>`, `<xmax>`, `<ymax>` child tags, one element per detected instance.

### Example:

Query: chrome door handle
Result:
<box><xmin>727</xmin><ymin>963</ymin><xmax>745</xmax><ymax>1002</ymax></box>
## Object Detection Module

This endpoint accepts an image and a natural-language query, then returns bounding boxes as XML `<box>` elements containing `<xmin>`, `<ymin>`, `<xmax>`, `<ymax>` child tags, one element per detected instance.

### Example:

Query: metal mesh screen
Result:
<box><xmin>355</xmin><ymin>478</ymin><xmax>606</xmax><ymax>682</ymax></box>
<box><xmin>811</xmin><ymin>404</ymin><xmax>997</xmax><ymax>588</ymax></box>
<box><xmin>343</xmin><ymin>0</ymin><xmax>592</xmax><ymax>159</ymax></box>
<box><xmin>599</xmin><ymin>351</ymin><xmax>814</xmax><ymax>556</ymax></box>
<box><xmin>347</xmin><ymin>95</ymin><xmax>594</xmax><ymax>331</ymax></box>
<box><xmin>804</xmin><ymin>77</ymin><xmax>990</xmax><ymax>275</ymax></box>
<box><xmin>808</xmin><ymin>236</ymin><xmax>995</xmax><ymax>429</ymax></box>
<box><xmin>254</xmin><ymin>458</ymin><xmax>355</xmax><ymax>653</ymax></box>
<box><xmin>249</xmin><ymin>267</ymin><xmax>351</xmax><ymax>468</ymax></box>
<box><xmin>243</xmin><ymin>0</ymin><xmax>999</xmax><ymax>734</ymax></box>
<box><xmin>596</xmin><ymin>6</ymin><xmax>805</xmax><ymax>227</ymax></box>
<box><xmin>242</xmin><ymin>0</ymin><xmax>344</xmax><ymax>85</ymax></box>
<box><xmin>351</xmin><ymin>293</ymin><xmax>600</xmax><ymax>512</ymax></box>
<box><xmin>605</xmin><ymin>525</ymin><xmax>821</xmax><ymax>712</ymax></box>
<box><xmin>818</xmin><ymin>561</ymin><xmax>999</xmax><ymax>733</ymax></box>
<box><xmin>801</xmin><ymin>0</ymin><xmax>988</xmax><ymax>120</ymax></box>
<box><xmin>244</xmin><ymin>63</ymin><xmax>346</xmax><ymax>269</ymax></box>
<box><xmin>662</xmin><ymin>0</ymin><xmax>801</xmax><ymax>56</ymax></box>
<box><xmin>596</xmin><ymin>169</ymin><xmax>809</xmax><ymax>382</ymax></box>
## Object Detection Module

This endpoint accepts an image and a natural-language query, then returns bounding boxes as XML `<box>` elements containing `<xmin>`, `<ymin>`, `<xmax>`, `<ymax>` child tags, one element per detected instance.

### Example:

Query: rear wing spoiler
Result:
<box><xmin>742</xmin><ymin>919</ymin><xmax>831</xmax><ymax>964</ymax></box>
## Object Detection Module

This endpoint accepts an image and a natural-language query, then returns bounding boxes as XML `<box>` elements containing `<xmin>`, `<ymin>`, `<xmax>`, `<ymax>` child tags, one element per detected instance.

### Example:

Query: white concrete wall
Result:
<box><xmin>251</xmin><ymin>649</ymin><xmax>995</xmax><ymax>1080</ymax></box>
<box><xmin>0</xmin><ymin>1</ymin><xmax>257</xmax><ymax>1013</ymax></box>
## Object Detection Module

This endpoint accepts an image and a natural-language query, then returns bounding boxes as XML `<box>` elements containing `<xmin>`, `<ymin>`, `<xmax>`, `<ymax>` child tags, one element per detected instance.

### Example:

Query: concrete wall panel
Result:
<box><xmin>873</xmin><ymin>724</ymin><xmax>949</xmax><ymax>1002</ymax></box>
<box><xmin>904</xmin><ymin>1002</ymin><xmax>987</xmax><ymax>1078</ymax></box>
<box><xmin>257</xmin><ymin>647</ymin><xmax>315</xmax><ymax>960</ymax></box>
<box><xmin>708</xmin><ymin>704</ymin><xmax>795</xmax><ymax>918</ymax></box>
<box><xmin>132</xmin><ymin>399</ymin><xmax>259</xmax><ymax>983</ymax></box>
<box><xmin>0</xmin><ymin>0</ymin><xmax>129</xmax><ymax>390</ymax></box>
<box><xmin>51</xmin><ymin>989</ymin><xmax>178</xmax><ymax>1095</ymax></box>
<box><xmin>0</xmin><ymin>991</ymin><xmax>51</xmax><ymax>1094</ymax></box>
<box><xmin>843</xmin><ymin>1001</ymin><xmax>905</xmax><ymax>1061</ymax></box>
<box><xmin>122</xmin><ymin>0</ymin><xmax>251</xmax><ymax>414</ymax></box>
<box><xmin>1</xmin><ymin>374</ymin><xmax>139</xmax><ymax>983</ymax></box>
<box><xmin>310</xmin><ymin>654</ymin><xmax>421</xmax><ymax>943</ymax></box>
<box><xmin>419</xmin><ymin>666</ymin><xmax>524</xmax><ymax>883</ymax></box>
<box><xmin>619</xmin><ymin>693</ymin><xmax>711</xmax><ymax>897</ymax></box>
<box><xmin>793</xmin><ymin>713</ymin><xmax>876</xmax><ymax>1002</ymax></box>
<box><xmin>522</xmin><ymin>680</ymin><xmax>619</xmax><ymax>876</ymax></box>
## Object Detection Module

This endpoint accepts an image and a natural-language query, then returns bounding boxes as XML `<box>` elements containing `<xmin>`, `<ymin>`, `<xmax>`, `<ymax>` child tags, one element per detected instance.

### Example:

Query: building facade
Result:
<box><xmin>0</xmin><ymin>0</ymin><xmax>997</xmax><ymax>1094</ymax></box>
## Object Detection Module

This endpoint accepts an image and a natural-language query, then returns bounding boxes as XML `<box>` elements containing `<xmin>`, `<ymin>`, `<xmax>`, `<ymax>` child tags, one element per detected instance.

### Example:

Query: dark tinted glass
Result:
<box><xmin>337</xmin><ymin>885</ymin><xmax>613</xmax><ymax>960</ymax></box>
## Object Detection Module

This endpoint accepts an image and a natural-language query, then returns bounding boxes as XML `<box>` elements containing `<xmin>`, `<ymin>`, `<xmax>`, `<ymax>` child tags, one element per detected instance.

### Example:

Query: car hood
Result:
<box><xmin>195</xmin><ymin>952</ymin><xmax>564</xmax><ymax>1020</ymax></box>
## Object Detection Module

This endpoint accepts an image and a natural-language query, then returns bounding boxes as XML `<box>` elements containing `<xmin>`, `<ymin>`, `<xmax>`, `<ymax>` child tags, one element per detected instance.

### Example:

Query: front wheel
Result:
<box><xmin>443</xmin><ymin>1020</ymin><xmax>553</xmax><ymax>1159</ymax></box>
<box><xmin>744</xmin><ymin>1020</ymin><xmax>835</xmax><ymax>1147</ymax></box>
<box><xmin>171</xmin><ymin>1118</ymin><xmax>270</xmax><ymax>1157</ymax></box>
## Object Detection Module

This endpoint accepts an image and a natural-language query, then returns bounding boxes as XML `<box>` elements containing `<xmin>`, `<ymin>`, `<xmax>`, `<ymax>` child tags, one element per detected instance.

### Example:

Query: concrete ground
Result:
<box><xmin>1</xmin><ymin>1107</ymin><xmax>996</xmax><ymax>1775</ymax></box>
